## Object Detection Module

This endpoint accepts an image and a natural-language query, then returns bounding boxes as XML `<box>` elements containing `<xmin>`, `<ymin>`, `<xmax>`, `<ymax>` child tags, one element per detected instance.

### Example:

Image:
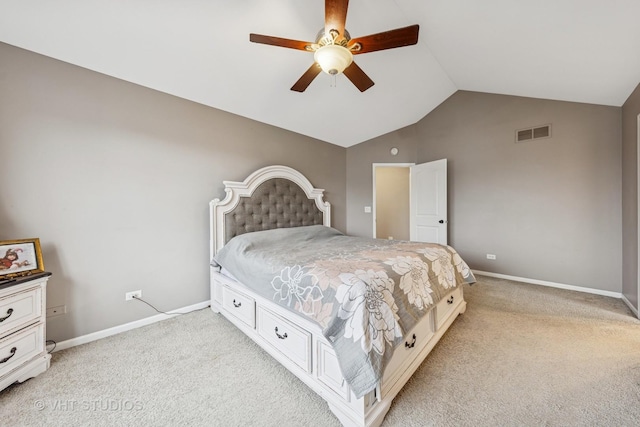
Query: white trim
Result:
<box><xmin>371</xmin><ymin>162</ymin><xmax>414</xmax><ymax>238</ymax></box>
<box><xmin>52</xmin><ymin>300</ymin><xmax>210</xmax><ymax>352</ymax></box>
<box><xmin>622</xmin><ymin>294</ymin><xmax>639</xmax><ymax>317</ymax></box>
<box><xmin>473</xmin><ymin>270</ymin><xmax>623</xmax><ymax>299</ymax></box>
<box><xmin>637</xmin><ymin>113</ymin><xmax>640</xmax><ymax>318</ymax></box>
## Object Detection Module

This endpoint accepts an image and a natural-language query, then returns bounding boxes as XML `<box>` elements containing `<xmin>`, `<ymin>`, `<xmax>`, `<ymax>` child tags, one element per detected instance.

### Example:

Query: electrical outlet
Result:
<box><xmin>486</xmin><ymin>254</ymin><xmax>497</xmax><ymax>260</ymax></box>
<box><xmin>46</xmin><ymin>305</ymin><xmax>67</xmax><ymax>318</ymax></box>
<box><xmin>125</xmin><ymin>290</ymin><xmax>142</xmax><ymax>301</ymax></box>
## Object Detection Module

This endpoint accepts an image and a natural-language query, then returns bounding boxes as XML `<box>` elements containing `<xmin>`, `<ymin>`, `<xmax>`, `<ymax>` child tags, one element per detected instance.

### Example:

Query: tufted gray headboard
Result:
<box><xmin>210</xmin><ymin>165</ymin><xmax>332</xmax><ymax>257</ymax></box>
<box><xmin>224</xmin><ymin>177</ymin><xmax>324</xmax><ymax>242</ymax></box>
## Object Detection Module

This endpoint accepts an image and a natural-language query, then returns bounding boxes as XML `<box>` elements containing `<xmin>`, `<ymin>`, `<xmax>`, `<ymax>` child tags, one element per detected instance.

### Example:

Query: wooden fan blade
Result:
<box><xmin>291</xmin><ymin>63</ymin><xmax>322</xmax><ymax>92</ymax></box>
<box><xmin>349</xmin><ymin>25</ymin><xmax>419</xmax><ymax>54</ymax></box>
<box><xmin>325</xmin><ymin>0</ymin><xmax>349</xmax><ymax>39</ymax></box>
<box><xmin>343</xmin><ymin>61</ymin><xmax>374</xmax><ymax>92</ymax></box>
<box><xmin>250</xmin><ymin>33</ymin><xmax>313</xmax><ymax>51</ymax></box>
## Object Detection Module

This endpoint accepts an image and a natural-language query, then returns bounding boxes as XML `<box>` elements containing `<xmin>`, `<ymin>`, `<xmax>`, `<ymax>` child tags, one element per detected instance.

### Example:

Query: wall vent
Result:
<box><xmin>515</xmin><ymin>124</ymin><xmax>551</xmax><ymax>143</ymax></box>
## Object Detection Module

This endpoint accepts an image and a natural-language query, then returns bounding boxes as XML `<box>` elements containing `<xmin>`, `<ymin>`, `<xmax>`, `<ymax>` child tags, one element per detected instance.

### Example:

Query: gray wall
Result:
<box><xmin>2</xmin><ymin>38</ymin><xmax>631</xmax><ymax>343</ymax></box>
<box><xmin>0</xmin><ymin>42</ymin><xmax>346</xmax><ymax>342</ymax></box>
<box><xmin>622</xmin><ymin>83</ymin><xmax>640</xmax><ymax>311</ymax></box>
<box><xmin>347</xmin><ymin>91</ymin><xmax>622</xmax><ymax>293</ymax></box>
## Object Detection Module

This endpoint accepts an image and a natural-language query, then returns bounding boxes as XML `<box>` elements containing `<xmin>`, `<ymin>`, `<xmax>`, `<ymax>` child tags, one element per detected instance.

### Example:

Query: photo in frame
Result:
<box><xmin>0</xmin><ymin>238</ymin><xmax>44</xmax><ymax>280</ymax></box>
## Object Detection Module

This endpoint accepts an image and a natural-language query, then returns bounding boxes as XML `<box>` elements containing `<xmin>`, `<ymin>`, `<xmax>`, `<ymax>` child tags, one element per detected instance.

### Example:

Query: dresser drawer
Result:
<box><xmin>317</xmin><ymin>341</ymin><xmax>349</xmax><ymax>399</ymax></box>
<box><xmin>435</xmin><ymin>287</ymin><xmax>463</xmax><ymax>330</ymax></box>
<box><xmin>0</xmin><ymin>286</ymin><xmax>42</xmax><ymax>337</ymax></box>
<box><xmin>382</xmin><ymin>310</ymin><xmax>435</xmax><ymax>386</ymax></box>
<box><xmin>257</xmin><ymin>306</ymin><xmax>311</xmax><ymax>373</ymax></box>
<box><xmin>222</xmin><ymin>286</ymin><xmax>255</xmax><ymax>328</ymax></box>
<box><xmin>0</xmin><ymin>323</ymin><xmax>45</xmax><ymax>378</ymax></box>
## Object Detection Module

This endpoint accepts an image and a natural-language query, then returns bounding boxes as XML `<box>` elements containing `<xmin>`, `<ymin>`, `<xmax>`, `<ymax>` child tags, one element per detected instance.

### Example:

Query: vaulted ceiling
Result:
<box><xmin>1</xmin><ymin>0</ymin><xmax>639</xmax><ymax>147</ymax></box>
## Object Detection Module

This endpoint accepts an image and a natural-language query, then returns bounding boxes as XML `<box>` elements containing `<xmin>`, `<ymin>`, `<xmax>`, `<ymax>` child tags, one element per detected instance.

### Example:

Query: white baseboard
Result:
<box><xmin>473</xmin><ymin>270</ymin><xmax>623</xmax><ymax>299</ymax></box>
<box><xmin>621</xmin><ymin>294</ymin><xmax>639</xmax><ymax>317</ymax></box>
<box><xmin>52</xmin><ymin>300</ymin><xmax>211</xmax><ymax>353</ymax></box>
<box><xmin>49</xmin><ymin>273</ymin><xmax>638</xmax><ymax>352</ymax></box>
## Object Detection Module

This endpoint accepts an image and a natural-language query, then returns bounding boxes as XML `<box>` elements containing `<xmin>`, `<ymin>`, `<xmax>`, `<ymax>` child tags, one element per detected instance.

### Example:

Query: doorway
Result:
<box><xmin>373</xmin><ymin>163</ymin><xmax>413</xmax><ymax>240</ymax></box>
<box><xmin>373</xmin><ymin>159</ymin><xmax>448</xmax><ymax>244</ymax></box>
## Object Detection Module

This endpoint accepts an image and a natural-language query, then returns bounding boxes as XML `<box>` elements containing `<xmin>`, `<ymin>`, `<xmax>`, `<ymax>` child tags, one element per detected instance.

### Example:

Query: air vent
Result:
<box><xmin>516</xmin><ymin>124</ymin><xmax>551</xmax><ymax>143</ymax></box>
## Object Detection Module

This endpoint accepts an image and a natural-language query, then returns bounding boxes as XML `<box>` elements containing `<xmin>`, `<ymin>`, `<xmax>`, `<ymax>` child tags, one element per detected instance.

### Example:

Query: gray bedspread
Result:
<box><xmin>212</xmin><ymin>225</ymin><xmax>475</xmax><ymax>397</ymax></box>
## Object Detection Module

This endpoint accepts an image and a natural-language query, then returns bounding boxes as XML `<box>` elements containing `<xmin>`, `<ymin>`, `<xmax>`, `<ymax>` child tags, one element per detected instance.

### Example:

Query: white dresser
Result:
<box><xmin>0</xmin><ymin>273</ymin><xmax>51</xmax><ymax>392</ymax></box>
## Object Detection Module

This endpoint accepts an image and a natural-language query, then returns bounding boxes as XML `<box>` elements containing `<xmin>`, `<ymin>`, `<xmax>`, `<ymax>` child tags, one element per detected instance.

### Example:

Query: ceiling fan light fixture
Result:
<box><xmin>314</xmin><ymin>44</ymin><xmax>353</xmax><ymax>75</ymax></box>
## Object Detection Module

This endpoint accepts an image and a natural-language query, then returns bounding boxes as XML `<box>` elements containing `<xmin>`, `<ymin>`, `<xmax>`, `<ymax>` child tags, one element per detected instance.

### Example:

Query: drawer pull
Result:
<box><xmin>232</xmin><ymin>299</ymin><xmax>241</xmax><ymax>308</ymax></box>
<box><xmin>0</xmin><ymin>347</ymin><xmax>17</xmax><ymax>364</ymax></box>
<box><xmin>405</xmin><ymin>334</ymin><xmax>416</xmax><ymax>349</ymax></box>
<box><xmin>0</xmin><ymin>308</ymin><xmax>14</xmax><ymax>323</ymax></box>
<box><xmin>447</xmin><ymin>296</ymin><xmax>454</xmax><ymax>305</ymax></box>
<box><xmin>274</xmin><ymin>327</ymin><xmax>288</xmax><ymax>340</ymax></box>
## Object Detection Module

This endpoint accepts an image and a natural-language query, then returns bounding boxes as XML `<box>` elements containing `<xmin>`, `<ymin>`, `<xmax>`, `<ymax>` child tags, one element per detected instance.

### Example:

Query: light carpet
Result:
<box><xmin>1</xmin><ymin>276</ymin><xmax>639</xmax><ymax>426</ymax></box>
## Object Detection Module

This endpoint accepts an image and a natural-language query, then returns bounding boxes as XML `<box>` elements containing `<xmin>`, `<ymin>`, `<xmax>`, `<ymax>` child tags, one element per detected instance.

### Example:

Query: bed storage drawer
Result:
<box><xmin>382</xmin><ymin>309</ymin><xmax>435</xmax><ymax>389</ymax></box>
<box><xmin>257</xmin><ymin>306</ymin><xmax>311</xmax><ymax>373</ymax></box>
<box><xmin>221</xmin><ymin>286</ymin><xmax>255</xmax><ymax>328</ymax></box>
<box><xmin>317</xmin><ymin>341</ymin><xmax>349</xmax><ymax>399</ymax></box>
<box><xmin>435</xmin><ymin>287</ymin><xmax>463</xmax><ymax>330</ymax></box>
<box><xmin>0</xmin><ymin>286</ymin><xmax>42</xmax><ymax>337</ymax></box>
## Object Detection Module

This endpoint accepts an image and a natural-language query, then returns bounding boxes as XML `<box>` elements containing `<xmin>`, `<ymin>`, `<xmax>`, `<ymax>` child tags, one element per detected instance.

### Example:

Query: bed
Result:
<box><xmin>209</xmin><ymin>165</ymin><xmax>475</xmax><ymax>427</ymax></box>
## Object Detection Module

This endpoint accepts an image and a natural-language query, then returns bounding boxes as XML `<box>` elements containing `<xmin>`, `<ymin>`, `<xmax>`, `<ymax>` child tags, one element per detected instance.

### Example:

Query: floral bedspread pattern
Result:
<box><xmin>213</xmin><ymin>225</ymin><xmax>475</xmax><ymax>397</ymax></box>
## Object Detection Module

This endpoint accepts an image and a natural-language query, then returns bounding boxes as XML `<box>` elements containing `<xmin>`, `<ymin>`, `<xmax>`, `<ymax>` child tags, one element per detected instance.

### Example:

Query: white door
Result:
<box><xmin>410</xmin><ymin>159</ymin><xmax>447</xmax><ymax>244</ymax></box>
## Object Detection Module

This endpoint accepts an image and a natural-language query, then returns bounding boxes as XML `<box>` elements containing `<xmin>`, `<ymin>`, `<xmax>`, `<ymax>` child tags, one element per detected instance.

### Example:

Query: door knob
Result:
<box><xmin>439</xmin><ymin>220</ymin><xmax>444</xmax><ymax>224</ymax></box>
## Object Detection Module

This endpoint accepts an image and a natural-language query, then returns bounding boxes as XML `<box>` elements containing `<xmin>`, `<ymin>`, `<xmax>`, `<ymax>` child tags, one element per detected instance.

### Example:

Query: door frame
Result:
<box><xmin>637</xmin><ymin>114</ymin><xmax>640</xmax><ymax>318</ymax></box>
<box><xmin>372</xmin><ymin>163</ymin><xmax>414</xmax><ymax>238</ymax></box>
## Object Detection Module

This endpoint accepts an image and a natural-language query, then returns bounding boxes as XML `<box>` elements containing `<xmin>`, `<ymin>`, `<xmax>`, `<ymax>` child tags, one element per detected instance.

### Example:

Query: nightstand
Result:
<box><xmin>0</xmin><ymin>272</ymin><xmax>51</xmax><ymax>392</ymax></box>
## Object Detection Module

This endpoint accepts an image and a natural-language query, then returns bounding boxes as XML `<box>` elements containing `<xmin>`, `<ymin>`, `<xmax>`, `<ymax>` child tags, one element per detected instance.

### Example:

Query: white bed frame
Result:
<box><xmin>209</xmin><ymin>165</ymin><xmax>466</xmax><ymax>427</ymax></box>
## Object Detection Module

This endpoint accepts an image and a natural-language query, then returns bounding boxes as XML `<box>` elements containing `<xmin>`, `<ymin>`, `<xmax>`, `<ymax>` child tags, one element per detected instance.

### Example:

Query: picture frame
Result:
<box><xmin>0</xmin><ymin>238</ymin><xmax>44</xmax><ymax>280</ymax></box>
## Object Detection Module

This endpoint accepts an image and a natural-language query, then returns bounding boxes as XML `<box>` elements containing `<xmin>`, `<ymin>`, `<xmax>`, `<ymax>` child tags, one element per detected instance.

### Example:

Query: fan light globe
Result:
<box><xmin>314</xmin><ymin>45</ymin><xmax>353</xmax><ymax>75</ymax></box>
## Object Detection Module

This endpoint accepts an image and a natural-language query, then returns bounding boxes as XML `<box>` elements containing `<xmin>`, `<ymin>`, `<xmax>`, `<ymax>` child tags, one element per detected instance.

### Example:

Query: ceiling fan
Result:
<box><xmin>249</xmin><ymin>0</ymin><xmax>419</xmax><ymax>93</ymax></box>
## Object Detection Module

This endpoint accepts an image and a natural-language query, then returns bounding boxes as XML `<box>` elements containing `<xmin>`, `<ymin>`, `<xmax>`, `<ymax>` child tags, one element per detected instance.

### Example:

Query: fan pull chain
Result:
<box><xmin>330</xmin><ymin>74</ymin><xmax>337</xmax><ymax>88</ymax></box>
